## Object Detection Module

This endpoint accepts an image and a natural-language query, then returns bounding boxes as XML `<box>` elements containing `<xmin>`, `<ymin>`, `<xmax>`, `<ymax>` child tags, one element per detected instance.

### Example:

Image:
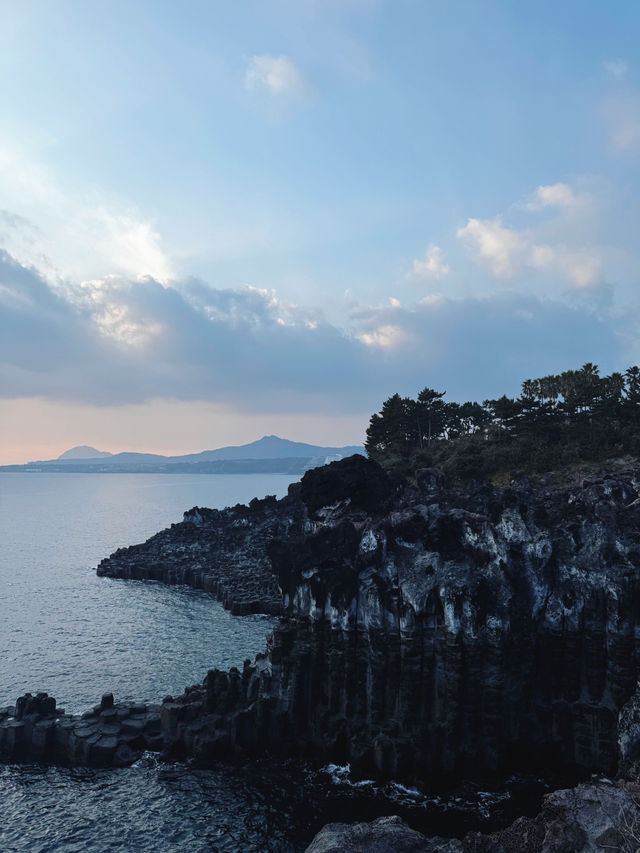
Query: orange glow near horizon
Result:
<box><xmin>0</xmin><ymin>398</ymin><xmax>369</xmax><ymax>466</ymax></box>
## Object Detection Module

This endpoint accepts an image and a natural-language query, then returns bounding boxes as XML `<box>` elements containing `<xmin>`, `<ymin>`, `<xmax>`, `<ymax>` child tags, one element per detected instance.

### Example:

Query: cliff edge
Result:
<box><xmin>148</xmin><ymin>455</ymin><xmax>640</xmax><ymax>783</ymax></box>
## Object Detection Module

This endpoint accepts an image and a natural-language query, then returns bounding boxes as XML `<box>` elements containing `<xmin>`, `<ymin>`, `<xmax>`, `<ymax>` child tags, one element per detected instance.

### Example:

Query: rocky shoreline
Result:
<box><xmin>96</xmin><ymin>495</ymin><xmax>297</xmax><ymax>615</ymax></box>
<box><xmin>5</xmin><ymin>453</ymin><xmax>640</xmax><ymax>850</ymax></box>
<box><xmin>0</xmin><ymin>691</ymin><xmax>161</xmax><ymax>766</ymax></box>
<box><xmin>304</xmin><ymin>782</ymin><xmax>640</xmax><ymax>852</ymax></box>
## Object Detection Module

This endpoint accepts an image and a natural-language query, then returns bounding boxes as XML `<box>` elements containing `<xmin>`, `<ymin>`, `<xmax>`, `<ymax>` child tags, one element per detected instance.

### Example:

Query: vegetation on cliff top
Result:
<box><xmin>365</xmin><ymin>363</ymin><xmax>640</xmax><ymax>482</ymax></box>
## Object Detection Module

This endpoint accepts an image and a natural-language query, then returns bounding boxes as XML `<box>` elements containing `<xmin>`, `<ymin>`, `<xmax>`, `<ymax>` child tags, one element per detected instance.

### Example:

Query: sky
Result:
<box><xmin>1</xmin><ymin>0</ymin><xmax>639</xmax><ymax>463</ymax></box>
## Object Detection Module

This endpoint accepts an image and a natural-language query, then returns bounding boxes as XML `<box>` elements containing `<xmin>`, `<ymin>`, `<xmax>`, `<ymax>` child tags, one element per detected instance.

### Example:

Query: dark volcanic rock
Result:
<box><xmin>304</xmin><ymin>783</ymin><xmax>640</xmax><ymax>852</ymax></box>
<box><xmin>299</xmin><ymin>455</ymin><xmax>396</xmax><ymax>516</ymax></box>
<box><xmin>15</xmin><ymin>691</ymin><xmax>56</xmax><ymax>720</ymax></box>
<box><xmin>158</xmin><ymin>458</ymin><xmax>640</xmax><ymax>784</ymax></box>
<box><xmin>96</xmin><ymin>492</ymin><xmax>305</xmax><ymax>615</ymax></box>
<box><xmin>305</xmin><ymin>815</ymin><xmax>436</xmax><ymax>853</ymax></box>
<box><xmin>618</xmin><ymin>687</ymin><xmax>640</xmax><ymax>778</ymax></box>
<box><xmin>0</xmin><ymin>693</ymin><xmax>160</xmax><ymax>766</ymax></box>
<box><xmin>8</xmin><ymin>452</ymin><xmax>640</xmax><ymax>853</ymax></box>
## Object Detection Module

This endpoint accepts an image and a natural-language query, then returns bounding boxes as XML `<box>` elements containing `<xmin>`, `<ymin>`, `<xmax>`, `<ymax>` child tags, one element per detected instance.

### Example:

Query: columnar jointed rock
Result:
<box><xmin>96</xmin><ymin>494</ymin><xmax>305</xmax><ymax>615</ymax></box>
<box><xmin>160</xmin><ymin>456</ymin><xmax>640</xmax><ymax>783</ymax></box>
<box><xmin>0</xmin><ymin>692</ymin><xmax>161</xmax><ymax>766</ymax></box>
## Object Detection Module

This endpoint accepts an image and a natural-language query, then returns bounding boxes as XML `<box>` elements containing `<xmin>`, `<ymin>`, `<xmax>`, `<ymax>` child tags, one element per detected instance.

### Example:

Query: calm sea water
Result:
<box><xmin>0</xmin><ymin>473</ymin><xmax>294</xmax><ymax>712</ymax></box>
<box><xmin>0</xmin><ymin>473</ymin><xmax>548</xmax><ymax>852</ymax></box>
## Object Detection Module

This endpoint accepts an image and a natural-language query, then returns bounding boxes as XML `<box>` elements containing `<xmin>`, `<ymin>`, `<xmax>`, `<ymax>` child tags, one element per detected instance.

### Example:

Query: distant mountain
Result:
<box><xmin>167</xmin><ymin>435</ymin><xmax>365</xmax><ymax>463</ymax></box>
<box><xmin>1</xmin><ymin>436</ymin><xmax>365</xmax><ymax>474</ymax></box>
<box><xmin>57</xmin><ymin>445</ymin><xmax>113</xmax><ymax>460</ymax></box>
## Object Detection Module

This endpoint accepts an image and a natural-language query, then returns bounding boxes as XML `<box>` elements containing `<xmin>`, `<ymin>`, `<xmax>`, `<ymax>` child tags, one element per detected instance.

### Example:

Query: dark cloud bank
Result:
<box><xmin>0</xmin><ymin>249</ymin><xmax>624</xmax><ymax>414</ymax></box>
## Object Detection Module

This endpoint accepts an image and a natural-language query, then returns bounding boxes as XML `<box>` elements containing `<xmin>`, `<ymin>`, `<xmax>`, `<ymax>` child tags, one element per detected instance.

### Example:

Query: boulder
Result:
<box><xmin>305</xmin><ymin>815</ymin><xmax>438</xmax><ymax>853</ymax></box>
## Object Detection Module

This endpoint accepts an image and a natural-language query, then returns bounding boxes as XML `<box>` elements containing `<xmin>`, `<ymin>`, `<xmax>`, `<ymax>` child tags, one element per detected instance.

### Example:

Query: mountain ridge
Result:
<box><xmin>1</xmin><ymin>435</ymin><xmax>366</xmax><ymax>473</ymax></box>
<box><xmin>57</xmin><ymin>446</ymin><xmax>113</xmax><ymax>460</ymax></box>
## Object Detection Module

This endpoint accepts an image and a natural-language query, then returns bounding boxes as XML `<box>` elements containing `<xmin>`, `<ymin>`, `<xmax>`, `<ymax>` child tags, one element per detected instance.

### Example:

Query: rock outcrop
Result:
<box><xmin>6</xmin><ymin>453</ymin><xmax>640</xmax><ymax>850</ymax></box>
<box><xmin>0</xmin><ymin>692</ymin><xmax>161</xmax><ymax>766</ymax></box>
<box><xmin>304</xmin><ymin>783</ymin><xmax>640</xmax><ymax>852</ymax></box>
<box><xmin>155</xmin><ymin>455</ymin><xmax>640</xmax><ymax>783</ymax></box>
<box><xmin>305</xmin><ymin>814</ymin><xmax>436</xmax><ymax>853</ymax></box>
<box><xmin>42</xmin><ymin>452</ymin><xmax>640</xmax><ymax>786</ymax></box>
<box><xmin>97</xmin><ymin>494</ymin><xmax>305</xmax><ymax>615</ymax></box>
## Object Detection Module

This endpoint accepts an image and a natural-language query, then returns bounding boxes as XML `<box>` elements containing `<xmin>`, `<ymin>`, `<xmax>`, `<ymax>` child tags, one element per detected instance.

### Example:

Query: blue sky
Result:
<box><xmin>1</xmin><ymin>0</ymin><xmax>639</xmax><ymax>461</ymax></box>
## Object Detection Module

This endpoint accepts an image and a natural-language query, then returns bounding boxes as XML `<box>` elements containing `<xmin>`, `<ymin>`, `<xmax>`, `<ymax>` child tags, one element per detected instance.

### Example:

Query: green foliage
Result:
<box><xmin>365</xmin><ymin>364</ymin><xmax>640</xmax><ymax>482</ymax></box>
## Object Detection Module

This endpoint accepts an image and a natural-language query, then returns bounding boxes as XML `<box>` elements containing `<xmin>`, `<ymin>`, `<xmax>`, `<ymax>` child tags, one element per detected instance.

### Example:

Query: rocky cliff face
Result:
<box><xmin>97</xmin><ymin>494</ymin><xmax>305</xmax><ymax>615</ymax></box>
<box><xmin>153</xmin><ymin>455</ymin><xmax>640</xmax><ymax>783</ymax></box>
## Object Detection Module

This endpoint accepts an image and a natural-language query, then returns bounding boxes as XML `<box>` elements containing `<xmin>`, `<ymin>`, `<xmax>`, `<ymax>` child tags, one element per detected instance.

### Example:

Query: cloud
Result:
<box><xmin>458</xmin><ymin>216</ymin><xmax>603</xmax><ymax>288</ymax></box>
<box><xmin>604</xmin><ymin>60</ymin><xmax>629</xmax><ymax>78</ymax></box>
<box><xmin>552</xmin><ymin>250</ymin><xmax>603</xmax><ymax>289</ymax></box>
<box><xmin>350</xmin><ymin>291</ymin><xmax>623</xmax><ymax>401</ymax></box>
<box><xmin>79</xmin><ymin>276</ymin><xmax>167</xmax><ymax>347</ymax></box>
<box><xmin>95</xmin><ymin>210</ymin><xmax>173</xmax><ymax>284</ymax></box>
<box><xmin>458</xmin><ymin>217</ymin><xmax>526</xmax><ymax>279</ymax></box>
<box><xmin>525</xmin><ymin>182</ymin><xmax>592</xmax><ymax>213</ymax></box>
<box><xmin>604</xmin><ymin>96</ymin><xmax>640</xmax><ymax>151</ymax></box>
<box><xmin>412</xmin><ymin>244</ymin><xmax>450</xmax><ymax>279</ymax></box>
<box><xmin>0</xmin><ymin>146</ymin><xmax>174</xmax><ymax>283</ymax></box>
<box><xmin>458</xmin><ymin>178</ymin><xmax>609</xmax><ymax>289</ymax></box>
<box><xmin>358</xmin><ymin>324</ymin><xmax>408</xmax><ymax>349</ymax></box>
<box><xmin>612</xmin><ymin>117</ymin><xmax>640</xmax><ymax>151</ymax></box>
<box><xmin>0</xmin><ymin>248</ymin><xmax>624</xmax><ymax>413</ymax></box>
<box><xmin>244</xmin><ymin>55</ymin><xmax>306</xmax><ymax>96</ymax></box>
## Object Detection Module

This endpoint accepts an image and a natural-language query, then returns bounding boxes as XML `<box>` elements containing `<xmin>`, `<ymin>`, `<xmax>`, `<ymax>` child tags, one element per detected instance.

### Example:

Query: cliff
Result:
<box><xmin>96</xmin><ymin>494</ymin><xmax>304</xmax><ymax>615</ymax></box>
<box><xmin>13</xmin><ymin>453</ymin><xmax>640</xmax><ymax>785</ymax></box>
<box><xmin>146</xmin><ymin>454</ymin><xmax>640</xmax><ymax>783</ymax></box>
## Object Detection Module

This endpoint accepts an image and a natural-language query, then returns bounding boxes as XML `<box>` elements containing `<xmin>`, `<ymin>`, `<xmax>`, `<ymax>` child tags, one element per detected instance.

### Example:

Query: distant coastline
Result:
<box><xmin>0</xmin><ymin>435</ymin><xmax>365</xmax><ymax>475</ymax></box>
<box><xmin>0</xmin><ymin>457</ymin><xmax>332</xmax><ymax>475</ymax></box>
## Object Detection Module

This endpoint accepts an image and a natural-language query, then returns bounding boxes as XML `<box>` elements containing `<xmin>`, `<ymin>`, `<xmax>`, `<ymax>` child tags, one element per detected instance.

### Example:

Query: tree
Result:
<box><xmin>365</xmin><ymin>393</ymin><xmax>416</xmax><ymax>459</ymax></box>
<box><xmin>365</xmin><ymin>363</ymin><xmax>640</xmax><ymax>479</ymax></box>
<box><xmin>484</xmin><ymin>395</ymin><xmax>521</xmax><ymax>435</ymax></box>
<box><xmin>416</xmin><ymin>388</ymin><xmax>446</xmax><ymax>446</ymax></box>
<box><xmin>626</xmin><ymin>366</ymin><xmax>640</xmax><ymax>404</ymax></box>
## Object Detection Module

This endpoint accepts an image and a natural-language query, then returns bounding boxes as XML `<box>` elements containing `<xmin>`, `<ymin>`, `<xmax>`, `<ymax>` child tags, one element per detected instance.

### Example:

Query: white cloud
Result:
<box><xmin>458</xmin><ymin>217</ymin><xmax>527</xmax><ymax>279</ymax></box>
<box><xmin>526</xmin><ymin>182</ymin><xmax>591</xmax><ymax>213</ymax></box>
<box><xmin>604</xmin><ymin>59</ymin><xmax>629</xmax><ymax>78</ymax></box>
<box><xmin>412</xmin><ymin>244</ymin><xmax>450</xmax><ymax>279</ymax></box>
<box><xmin>245</xmin><ymin>55</ymin><xmax>306</xmax><ymax>96</ymax></box>
<box><xmin>96</xmin><ymin>210</ymin><xmax>172</xmax><ymax>284</ymax></box>
<box><xmin>0</xmin><ymin>146</ymin><xmax>173</xmax><ymax>283</ymax></box>
<box><xmin>458</xmin><ymin>216</ymin><xmax>602</xmax><ymax>288</ymax></box>
<box><xmin>555</xmin><ymin>250</ymin><xmax>603</xmax><ymax>289</ymax></box>
<box><xmin>457</xmin><ymin>179</ymin><xmax>610</xmax><ymax>290</ymax></box>
<box><xmin>420</xmin><ymin>292</ymin><xmax>446</xmax><ymax>307</ymax></box>
<box><xmin>358</xmin><ymin>324</ymin><xmax>408</xmax><ymax>349</ymax></box>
